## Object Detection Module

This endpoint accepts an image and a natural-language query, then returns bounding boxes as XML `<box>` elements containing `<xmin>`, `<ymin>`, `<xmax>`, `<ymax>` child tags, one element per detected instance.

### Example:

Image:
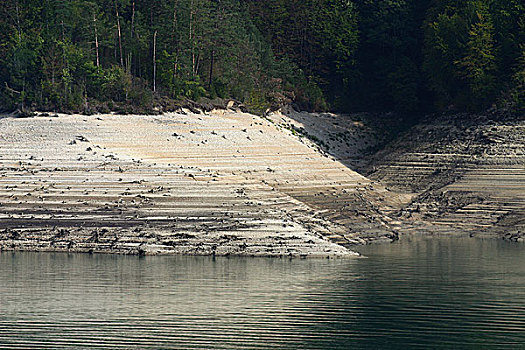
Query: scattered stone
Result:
<box><xmin>75</xmin><ymin>135</ymin><xmax>89</xmax><ymax>142</ymax></box>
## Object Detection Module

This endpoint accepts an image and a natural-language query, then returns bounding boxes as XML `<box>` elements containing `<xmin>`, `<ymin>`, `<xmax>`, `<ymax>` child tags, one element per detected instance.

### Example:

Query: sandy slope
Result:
<box><xmin>0</xmin><ymin>110</ymin><xmax>408</xmax><ymax>256</ymax></box>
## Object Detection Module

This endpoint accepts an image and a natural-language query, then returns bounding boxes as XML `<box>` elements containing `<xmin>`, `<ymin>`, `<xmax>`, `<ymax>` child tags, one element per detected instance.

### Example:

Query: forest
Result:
<box><xmin>0</xmin><ymin>0</ymin><xmax>523</xmax><ymax>115</ymax></box>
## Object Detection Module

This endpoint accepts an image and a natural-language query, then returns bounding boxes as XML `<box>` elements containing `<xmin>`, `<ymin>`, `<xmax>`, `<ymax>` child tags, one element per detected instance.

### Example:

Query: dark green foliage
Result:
<box><xmin>507</xmin><ymin>48</ymin><xmax>525</xmax><ymax>112</ymax></box>
<box><xmin>243</xmin><ymin>0</ymin><xmax>358</xmax><ymax>110</ymax></box>
<box><xmin>0</xmin><ymin>0</ymin><xmax>523</xmax><ymax>114</ymax></box>
<box><xmin>245</xmin><ymin>0</ymin><xmax>523</xmax><ymax>114</ymax></box>
<box><xmin>423</xmin><ymin>0</ymin><xmax>524</xmax><ymax>112</ymax></box>
<box><xmin>349</xmin><ymin>0</ymin><xmax>427</xmax><ymax>112</ymax></box>
<box><xmin>0</xmin><ymin>0</ymin><xmax>293</xmax><ymax>112</ymax></box>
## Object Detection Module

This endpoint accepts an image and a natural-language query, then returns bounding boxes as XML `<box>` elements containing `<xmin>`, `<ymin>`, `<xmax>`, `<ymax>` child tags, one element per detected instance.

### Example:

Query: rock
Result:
<box><xmin>10</xmin><ymin>109</ymin><xmax>34</xmax><ymax>118</ymax></box>
<box><xmin>75</xmin><ymin>135</ymin><xmax>89</xmax><ymax>142</ymax></box>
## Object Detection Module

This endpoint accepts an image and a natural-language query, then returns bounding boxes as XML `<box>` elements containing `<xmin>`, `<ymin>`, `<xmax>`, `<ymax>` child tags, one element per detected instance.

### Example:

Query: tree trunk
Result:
<box><xmin>14</xmin><ymin>0</ymin><xmax>21</xmax><ymax>41</ymax></box>
<box><xmin>189</xmin><ymin>0</ymin><xmax>195</xmax><ymax>78</ymax></box>
<box><xmin>195</xmin><ymin>53</ymin><xmax>200</xmax><ymax>77</ymax></box>
<box><xmin>208</xmin><ymin>49</ymin><xmax>214</xmax><ymax>90</ymax></box>
<box><xmin>93</xmin><ymin>12</ymin><xmax>100</xmax><ymax>68</ymax></box>
<box><xmin>129</xmin><ymin>0</ymin><xmax>135</xmax><ymax>73</ymax></box>
<box><xmin>153</xmin><ymin>30</ymin><xmax>157</xmax><ymax>93</ymax></box>
<box><xmin>172</xmin><ymin>0</ymin><xmax>178</xmax><ymax>82</ymax></box>
<box><xmin>115</xmin><ymin>0</ymin><xmax>124</xmax><ymax>67</ymax></box>
<box><xmin>130</xmin><ymin>1</ymin><xmax>135</xmax><ymax>40</ymax></box>
<box><xmin>208</xmin><ymin>9</ymin><xmax>221</xmax><ymax>90</ymax></box>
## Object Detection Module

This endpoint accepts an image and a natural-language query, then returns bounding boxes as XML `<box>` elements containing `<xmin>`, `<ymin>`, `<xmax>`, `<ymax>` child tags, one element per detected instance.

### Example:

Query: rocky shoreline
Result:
<box><xmin>0</xmin><ymin>109</ymin><xmax>523</xmax><ymax>257</ymax></box>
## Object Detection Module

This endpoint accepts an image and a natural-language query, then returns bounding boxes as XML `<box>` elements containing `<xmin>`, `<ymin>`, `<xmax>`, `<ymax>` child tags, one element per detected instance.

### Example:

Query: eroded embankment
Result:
<box><xmin>362</xmin><ymin>112</ymin><xmax>525</xmax><ymax>241</ymax></box>
<box><xmin>0</xmin><ymin>110</ymin><xmax>408</xmax><ymax>256</ymax></box>
<box><xmin>270</xmin><ymin>109</ymin><xmax>524</xmax><ymax>242</ymax></box>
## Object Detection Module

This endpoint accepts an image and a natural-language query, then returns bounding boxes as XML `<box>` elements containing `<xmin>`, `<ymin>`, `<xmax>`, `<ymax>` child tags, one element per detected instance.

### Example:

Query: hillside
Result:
<box><xmin>363</xmin><ymin>112</ymin><xmax>525</xmax><ymax>241</ymax></box>
<box><xmin>1</xmin><ymin>107</ymin><xmax>523</xmax><ymax>257</ymax></box>
<box><xmin>0</xmin><ymin>108</ymin><xmax>411</xmax><ymax>256</ymax></box>
<box><xmin>268</xmin><ymin>108</ymin><xmax>525</xmax><ymax>242</ymax></box>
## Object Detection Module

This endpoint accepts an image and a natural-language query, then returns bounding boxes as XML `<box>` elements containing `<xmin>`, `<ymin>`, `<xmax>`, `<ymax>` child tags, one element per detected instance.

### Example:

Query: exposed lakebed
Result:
<box><xmin>1</xmin><ymin>237</ymin><xmax>524</xmax><ymax>349</ymax></box>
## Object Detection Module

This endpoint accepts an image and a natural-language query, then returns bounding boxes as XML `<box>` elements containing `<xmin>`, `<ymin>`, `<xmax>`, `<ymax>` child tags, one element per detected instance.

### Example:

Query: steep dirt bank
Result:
<box><xmin>361</xmin><ymin>112</ymin><xmax>525</xmax><ymax>241</ymax></box>
<box><xmin>0</xmin><ymin>110</ymin><xmax>409</xmax><ymax>256</ymax></box>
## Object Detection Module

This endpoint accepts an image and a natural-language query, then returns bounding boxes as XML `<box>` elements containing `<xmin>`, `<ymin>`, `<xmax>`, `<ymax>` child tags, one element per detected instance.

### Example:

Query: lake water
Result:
<box><xmin>1</xmin><ymin>237</ymin><xmax>525</xmax><ymax>349</ymax></box>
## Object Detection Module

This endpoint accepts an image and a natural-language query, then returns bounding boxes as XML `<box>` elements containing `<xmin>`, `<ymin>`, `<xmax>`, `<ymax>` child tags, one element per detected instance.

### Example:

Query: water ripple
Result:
<box><xmin>1</xmin><ymin>237</ymin><xmax>525</xmax><ymax>349</ymax></box>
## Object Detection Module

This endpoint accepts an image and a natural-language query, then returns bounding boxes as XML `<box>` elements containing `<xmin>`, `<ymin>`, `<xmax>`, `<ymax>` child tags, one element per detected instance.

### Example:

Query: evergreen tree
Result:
<box><xmin>456</xmin><ymin>5</ymin><xmax>497</xmax><ymax>108</ymax></box>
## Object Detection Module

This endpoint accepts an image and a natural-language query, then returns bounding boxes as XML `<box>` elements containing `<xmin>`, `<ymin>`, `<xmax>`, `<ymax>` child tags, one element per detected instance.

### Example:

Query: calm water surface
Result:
<box><xmin>1</xmin><ymin>237</ymin><xmax>525</xmax><ymax>349</ymax></box>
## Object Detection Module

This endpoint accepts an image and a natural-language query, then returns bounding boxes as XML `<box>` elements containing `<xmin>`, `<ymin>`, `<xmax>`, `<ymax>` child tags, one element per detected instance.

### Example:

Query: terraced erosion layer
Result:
<box><xmin>269</xmin><ymin>109</ymin><xmax>524</xmax><ymax>242</ymax></box>
<box><xmin>0</xmin><ymin>110</ymin><xmax>409</xmax><ymax>257</ymax></box>
<box><xmin>365</xmin><ymin>112</ymin><xmax>525</xmax><ymax>241</ymax></box>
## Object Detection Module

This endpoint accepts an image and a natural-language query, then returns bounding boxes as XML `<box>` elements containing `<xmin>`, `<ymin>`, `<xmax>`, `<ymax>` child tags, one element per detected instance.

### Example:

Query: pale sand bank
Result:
<box><xmin>0</xmin><ymin>110</ymin><xmax>408</xmax><ymax>256</ymax></box>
